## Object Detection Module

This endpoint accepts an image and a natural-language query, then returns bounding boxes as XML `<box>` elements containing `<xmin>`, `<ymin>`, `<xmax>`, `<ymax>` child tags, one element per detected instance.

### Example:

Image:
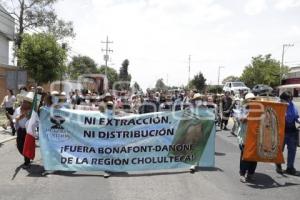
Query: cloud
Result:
<box><xmin>287</xmin><ymin>25</ymin><xmax>300</xmax><ymax>36</ymax></box>
<box><xmin>55</xmin><ymin>0</ymin><xmax>300</xmax><ymax>89</ymax></box>
<box><xmin>244</xmin><ymin>0</ymin><xmax>267</xmax><ymax>15</ymax></box>
<box><xmin>273</xmin><ymin>0</ymin><xmax>300</xmax><ymax>11</ymax></box>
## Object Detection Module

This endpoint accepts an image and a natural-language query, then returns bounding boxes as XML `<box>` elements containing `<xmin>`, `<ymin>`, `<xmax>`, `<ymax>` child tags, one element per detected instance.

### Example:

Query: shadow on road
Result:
<box><xmin>11</xmin><ymin>164</ymin><xmax>23</xmax><ymax>180</ymax></box>
<box><xmin>42</xmin><ymin>170</ymin><xmax>189</xmax><ymax>178</ymax></box>
<box><xmin>25</xmin><ymin>164</ymin><xmax>47</xmax><ymax>178</ymax></box>
<box><xmin>247</xmin><ymin>173</ymin><xmax>300</xmax><ymax>189</ymax></box>
<box><xmin>112</xmin><ymin>171</ymin><xmax>188</xmax><ymax>178</ymax></box>
<box><xmin>195</xmin><ymin>166</ymin><xmax>224</xmax><ymax>172</ymax></box>
<box><xmin>50</xmin><ymin>171</ymin><xmax>105</xmax><ymax>177</ymax></box>
<box><xmin>26</xmin><ymin>167</ymin><xmax>223</xmax><ymax>178</ymax></box>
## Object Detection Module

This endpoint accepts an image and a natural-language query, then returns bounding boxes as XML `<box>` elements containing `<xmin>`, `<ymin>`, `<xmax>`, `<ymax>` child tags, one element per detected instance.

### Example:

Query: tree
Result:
<box><xmin>18</xmin><ymin>33</ymin><xmax>67</xmax><ymax>85</ymax></box>
<box><xmin>240</xmin><ymin>54</ymin><xmax>283</xmax><ymax>88</ymax></box>
<box><xmin>97</xmin><ymin>66</ymin><xmax>119</xmax><ymax>89</ymax></box>
<box><xmin>68</xmin><ymin>55</ymin><xmax>98</xmax><ymax>79</ymax></box>
<box><xmin>207</xmin><ymin>85</ymin><xmax>223</xmax><ymax>94</ymax></box>
<box><xmin>188</xmin><ymin>72</ymin><xmax>206</xmax><ymax>92</ymax></box>
<box><xmin>4</xmin><ymin>0</ymin><xmax>75</xmax><ymax>65</ymax></box>
<box><xmin>118</xmin><ymin>59</ymin><xmax>132</xmax><ymax>90</ymax></box>
<box><xmin>155</xmin><ymin>78</ymin><xmax>167</xmax><ymax>91</ymax></box>
<box><xmin>222</xmin><ymin>76</ymin><xmax>240</xmax><ymax>84</ymax></box>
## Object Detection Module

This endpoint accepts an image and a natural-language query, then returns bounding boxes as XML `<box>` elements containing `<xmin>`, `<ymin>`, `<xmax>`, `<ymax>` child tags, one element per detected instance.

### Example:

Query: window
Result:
<box><xmin>232</xmin><ymin>82</ymin><xmax>246</xmax><ymax>87</ymax></box>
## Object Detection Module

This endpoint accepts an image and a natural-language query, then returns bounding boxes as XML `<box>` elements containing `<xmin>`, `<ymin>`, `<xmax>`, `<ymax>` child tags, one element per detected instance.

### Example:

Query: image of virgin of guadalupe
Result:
<box><xmin>169</xmin><ymin>109</ymin><xmax>215</xmax><ymax>164</ymax></box>
<box><xmin>257</xmin><ymin>107</ymin><xmax>279</xmax><ymax>159</ymax></box>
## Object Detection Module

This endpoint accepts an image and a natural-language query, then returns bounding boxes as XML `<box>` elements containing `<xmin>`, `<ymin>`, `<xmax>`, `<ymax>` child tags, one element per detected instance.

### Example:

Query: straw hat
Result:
<box><xmin>107</xmin><ymin>101</ymin><xmax>114</xmax><ymax>106</ymax></box>
<box><xmin>234</xmin><ymin>94</ymin><xmax>241</xmax><ymax>101</ymax></box>
<box><xmin>51</xmin><ymin>91</ymin><xmax>59</xmax><ymax>95</ymax></box>
<box><xmin>17</xmin><ymin>91</ymin><xmax>35</xmax><ymax>103</ymax></box>
<box><xmin>245</xmin><ymin>93</ymin><xmax>255</xmax><ymax>100</ymax></box>
<box><xmin>192</xmin><ymin>93</ymin><xmax>204</xmax><ymax>100</ymax></box>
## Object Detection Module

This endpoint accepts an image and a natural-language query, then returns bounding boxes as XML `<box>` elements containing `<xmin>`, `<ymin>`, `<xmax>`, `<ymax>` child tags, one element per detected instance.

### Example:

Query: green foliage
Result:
<box><xmin>6</xmin><ymin>0</ymin><xmax>75</xmax><ymax>63</ymax></box>
<box><xmin>68</xmin><ymin>55</ymin><xmax>98</xmax><ymax>79</ymax></box>
<box><xmin>118</xmin><ymin>59</ymin><xmax>132</xmax><ymax>90</ymax></box>
<box><xmin>207</xmin><ymin>85</ymin><xmax>223</xmax><ymax>94</ymax></box>
<box><xmin>188</xmin><ymin>72</ymin><xmax>206</xmax><ymax>92</ymax></box>
<box><xmin>97</xmin><ymin>66</ymin><xmax>119</xmax><ymax>89</ymax></box>
<box><xmin>240</xmin><ymin>54</ymin><xmax>281</xmax><ymax>88</ymax></box>
<box><xmin>155</xmin><ymin>78</ymin><xmax>167</xmax><ymax>91</ymax></box>
<box><xmin>222</xmin><ymin>76</ymin><xmax>240</xmax><ymax>84</ymax></box>
<box><xmin>18</xmin><ymin>33</ymin><xmax>67</xmax><ymax>84</ymax></box>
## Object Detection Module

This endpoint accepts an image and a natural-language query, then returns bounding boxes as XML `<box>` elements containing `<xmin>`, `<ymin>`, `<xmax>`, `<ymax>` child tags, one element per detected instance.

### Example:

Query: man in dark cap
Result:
<box><xmin>276</xmin><ymin>91</ymin><xmax>299</xmax><ymax>175</ymax></box>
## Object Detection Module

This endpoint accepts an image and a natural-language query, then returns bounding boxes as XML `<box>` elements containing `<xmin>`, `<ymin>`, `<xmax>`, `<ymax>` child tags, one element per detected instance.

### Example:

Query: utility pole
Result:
<box><xmin>166</xmin><ymin>73</ymin><xmax>169</xmax><ymax>86</ymax></box>
<box><xmin>218</xmin><ymin>66</ymin><xmax>224</xmax><ymax>86</ymax></box>
<box><xmin>101</xmin><ymin>36</ymin><xmax>113</xmax><ymax>77</ymax></box>
<box><xmin>281</xmin><ymin>43</ymin><xmax>294</xmax><ymax>81</ymax></box>
<box><xmin>188</xmin><ymin>55</ymin><xmax>191</xmax><ymax>85</ymax></box>
<box><xmin>60</xmin><ymin>43</ymin><xmax>67</xmax><ymax>93</ymax></box>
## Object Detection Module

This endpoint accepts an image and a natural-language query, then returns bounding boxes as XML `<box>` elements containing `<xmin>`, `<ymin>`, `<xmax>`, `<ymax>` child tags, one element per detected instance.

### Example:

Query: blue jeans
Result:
<box><xmin>284</xmin><ymin>132</ymin><xmax>298</xmax><ymax>169</ymax></box>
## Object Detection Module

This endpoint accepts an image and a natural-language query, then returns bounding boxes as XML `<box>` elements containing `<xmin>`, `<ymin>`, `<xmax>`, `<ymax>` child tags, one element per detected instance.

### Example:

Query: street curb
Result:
<box><xmin>0</xmin><ymin>136</ymin><xmax>16</xmax><ymax>144</ymax></box>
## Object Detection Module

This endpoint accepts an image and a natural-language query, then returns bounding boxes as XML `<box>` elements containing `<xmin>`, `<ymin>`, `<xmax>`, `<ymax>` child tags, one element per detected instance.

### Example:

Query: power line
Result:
<box><xmin>285</xmin><ymin>60</ymin><xmax>300</xmax><ymax>64</ymax></box>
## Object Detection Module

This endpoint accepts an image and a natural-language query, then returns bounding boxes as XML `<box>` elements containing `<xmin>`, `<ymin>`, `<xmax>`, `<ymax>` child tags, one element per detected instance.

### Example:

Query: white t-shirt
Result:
<box><xmin>13</xmin><ymin>107</ymin><xmax>28</xmax><ymax>129</ymax></box>
<box><xmin>2</xmin><ymin>95</ymin><xmax>16</xmax><ymax>108</ymax></box>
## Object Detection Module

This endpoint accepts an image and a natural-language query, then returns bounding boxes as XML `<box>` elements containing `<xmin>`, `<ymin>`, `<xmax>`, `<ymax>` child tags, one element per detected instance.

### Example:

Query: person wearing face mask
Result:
<box><xmin>51</xmin><ymin>91</ymin><xmax>70</xmax><ymax>109</ymax></box>
<box><xmin>13</xmin><ymin>92</ymin><xmax>38</xmax><ymax>168</ymax></box>
<box><xmin>231</xmin><ymin>96</ymin><xmax>242</xmax><ymax>136</ymax></box>
<box><xmin>189</xmin><ymin>93</ymin><xmax>206</xmax><ymax>173</ymax></box>
<box><xmin>105</xmin><ymin>101</ymin><xmax>115</xmax><ymax>116</ymax></box>
<box><xmin>192</xmin><ymin>93</ymin><xmax>204</xmax><ymax>108</ymax></box>
<box><xmin>237</xmin><ymin>93</ymin><xmax>257</xmax><ymax>183</ymax></box>
<box><xmin>101</xmin><ymin>100</ymin><xmax>115</xmax><ymax>178</ymax></box>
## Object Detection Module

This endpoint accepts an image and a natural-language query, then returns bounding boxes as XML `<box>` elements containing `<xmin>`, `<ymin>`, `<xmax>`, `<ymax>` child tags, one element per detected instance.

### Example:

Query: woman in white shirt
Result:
<box><xmin>13</xmin><ymin>96</ymin><xmax>33</xmax><ymax>168</ymax></box>
<box><xmin>1</xmin><ymin>89</ymin><xmax>16</xmax><ymax>135</ymax></box>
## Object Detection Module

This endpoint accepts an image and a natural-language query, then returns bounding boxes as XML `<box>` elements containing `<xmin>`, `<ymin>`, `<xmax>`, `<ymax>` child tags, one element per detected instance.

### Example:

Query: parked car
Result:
<box><xmin>223</xmin><ymin>82</ymin><xmax>250</xmax><ymax>95</ymax></box>
<box><xmin>252</xmin><ymin>84</ymin><xmax>273</xmax><ymax>96</ymax></box>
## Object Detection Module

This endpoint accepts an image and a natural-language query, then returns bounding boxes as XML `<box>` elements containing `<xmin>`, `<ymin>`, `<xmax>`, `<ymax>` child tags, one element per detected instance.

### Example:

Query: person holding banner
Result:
<box><xmin>276</xmin><ymin>91</ymin><xmax>299</xmax><ymax>175</ymax></box>
<box><xmin>189</xmin><ymin>93</ymin><xmax>209</xmax><ymax>173</ymax></box>
<box><xmin>237</xmin><ymin>93</ymin><xmax>257</xmax><ymax>183</ymax></box>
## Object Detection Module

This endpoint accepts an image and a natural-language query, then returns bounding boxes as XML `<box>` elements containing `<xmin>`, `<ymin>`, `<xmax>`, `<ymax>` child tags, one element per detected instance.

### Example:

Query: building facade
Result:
<box><xmin>0</xmin><ymin>4</ymin><xmax>14</xmax><ymax>65</ymax></box>
<box><xmin>0</xmin><ymin>4</ymin><xmax>17</xmax><ymax>101</ymax></box>
<box><xmin>282</xmin><ymin>66</ymin><xmax>300</xmax><ymax>85</ymax></box>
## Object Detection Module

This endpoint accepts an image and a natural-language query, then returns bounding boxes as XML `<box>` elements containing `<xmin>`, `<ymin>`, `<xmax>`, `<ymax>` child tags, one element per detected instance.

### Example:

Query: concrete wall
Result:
<box><xmin>0</xmin><ymin>65</ymin><xmax>27</xmax><ymax>102</ymax></box>
<box><xmin>0</xmin><ymin>5</ymin><xmax>15</xmax><ymax>65</ymax></box>
<box><xmin>0</xmin><ymin>65</ymin><xmax>16</xmax><ymax>102</ymax></box>
<box><xmin>0</xmin><ymin>34</ymin><xmax>9</xmax><ymax>64</ymax></box>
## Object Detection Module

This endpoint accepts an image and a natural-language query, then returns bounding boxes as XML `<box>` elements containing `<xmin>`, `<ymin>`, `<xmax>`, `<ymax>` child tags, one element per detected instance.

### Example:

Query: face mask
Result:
<box><xmin>196</xmin><ymin>100</ymin><xmax>202</xmax><ymax>105</ymax></box>
<box><xmin>52</xmin><ymin>96</ymin><xmax>59</xmax><ymax>104</ymax></box>
<box><xmin>106</xmin><ymin>109</ymin><xmax>113</xmax><ymax>116</ymax></box>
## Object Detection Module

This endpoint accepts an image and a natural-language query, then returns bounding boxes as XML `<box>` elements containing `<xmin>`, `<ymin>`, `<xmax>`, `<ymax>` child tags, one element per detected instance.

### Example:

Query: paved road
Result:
<box><xmin>0</xmin><ymin>129</ymin><xmax>300</xmax><ymax>200</ymax></box>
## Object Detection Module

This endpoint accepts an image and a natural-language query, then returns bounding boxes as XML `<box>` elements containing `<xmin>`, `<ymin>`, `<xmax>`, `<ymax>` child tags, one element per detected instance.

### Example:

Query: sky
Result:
<box><xmin>52</xmin><ymin>0</ymin><xmax>300</xmax><ymax>90</ymax></box>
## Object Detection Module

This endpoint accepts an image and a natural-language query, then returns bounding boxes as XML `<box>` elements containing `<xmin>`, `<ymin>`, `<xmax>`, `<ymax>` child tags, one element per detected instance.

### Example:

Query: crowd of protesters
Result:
<box><xmin>1</xmin><ymin>85</ymin><xmax>299</xmax><ymax>180</ymax></box>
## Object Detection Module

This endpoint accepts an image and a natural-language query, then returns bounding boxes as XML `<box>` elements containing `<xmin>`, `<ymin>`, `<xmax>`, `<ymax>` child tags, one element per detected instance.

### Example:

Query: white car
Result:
<box><xmin>223</xmin><ymin>82</ymin><xmax>250</xmax><ymax>95</ymax></box>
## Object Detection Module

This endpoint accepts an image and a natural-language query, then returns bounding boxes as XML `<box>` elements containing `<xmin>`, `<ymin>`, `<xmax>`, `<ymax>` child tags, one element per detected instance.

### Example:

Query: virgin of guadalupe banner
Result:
<box><xmin>243</xmin><ymin>100</ymin><xmax>287</xmax><ymax>163</ymax></box>
<box><xmin>39</xmin><ymin>107</ymin><xmax>216</xmax><ymax>172</ymax></box>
